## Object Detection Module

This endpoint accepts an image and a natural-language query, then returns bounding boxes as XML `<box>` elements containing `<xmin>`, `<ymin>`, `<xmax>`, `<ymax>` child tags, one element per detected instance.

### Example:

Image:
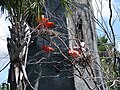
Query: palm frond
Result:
<box><xmin>0</xmin><ymin>0</ymin><xmax>44</xmax><ymax>27</ymax></box>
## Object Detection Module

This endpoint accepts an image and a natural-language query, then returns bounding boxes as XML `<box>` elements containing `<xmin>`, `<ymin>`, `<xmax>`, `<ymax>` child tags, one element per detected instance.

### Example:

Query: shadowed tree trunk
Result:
<box><xmin>26</xmin><ymin>0</ymin><xmax>75</xmax><ymax>90</ymax></box>
<box><xmin>27</xmin><ymin>0</ymin><xmax>107</xmax><ymax>90</ymax></box>
<box><xmin>7</xmin><ymin>19</ymin><xmax>31</xmax><ymax>90</ymax></box>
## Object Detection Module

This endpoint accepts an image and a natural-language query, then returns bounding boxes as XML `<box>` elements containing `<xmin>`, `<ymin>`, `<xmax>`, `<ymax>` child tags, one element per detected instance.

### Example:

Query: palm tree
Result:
<box><xmin>0</xmin><ymin>0</ymin><xmax>107</xmax><ymax>90</ymax></box>
<box><xmin>0</xmin><ymin>0</ymin><xmax>43</xmax><ymax>89</ymax></box>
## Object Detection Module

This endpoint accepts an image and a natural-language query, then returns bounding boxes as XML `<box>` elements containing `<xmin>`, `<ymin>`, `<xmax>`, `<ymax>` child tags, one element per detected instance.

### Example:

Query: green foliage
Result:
<box><xmin>25</xmin><ymin>0</ymin><xmax>43</xmax><ymax>26</ymax></box>
<box><xmin>97</xmin><ymin>35</ymin><xmax>108</xmax><ymax>51</ymax></box>
<box><xmin>0</xmin><ymin>84</ymin><xmax>9</xmax><ymax>90</ymax></box>
<box><xmin>0</xmin><ymin>0</ymin><xmax>44</xmax><ymax>27</ymax></box>
<box><xmin>100</xmin><ymin>36</ymin><xmax>108</xmax><ymax>43</ymax></box>
<box><xmin>100</xmin><ymin>57</ymin><xmax>120</xmax><ymax>90</ymax></box>
<box><xmin>61</xmin><ymin>0</ymin><xmax>76</xmax><ymax>15</ymax></box>
<box><xmin>98</xmin><ymin>44</ymin><xmax>106</xmax><ymax>51</ymax></box>
<box><xmin>97</xmin><ymin>35</ymin><xmax>113</xmax><ymax>51</ymax></box>
<box><xmin>97</xmin><ymin>36</ymin><xmax>120</xmax><ymax>90</ymax></box>
<box><xmin>97</xmin><ymin>35</ymin><xmax>108</xmax><ymax>43</ymax></box>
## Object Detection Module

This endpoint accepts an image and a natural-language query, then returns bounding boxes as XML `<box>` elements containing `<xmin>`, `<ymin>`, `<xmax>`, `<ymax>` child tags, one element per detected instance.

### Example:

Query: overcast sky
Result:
<box><xmin>0</xmin><ymin>0</ymin><xmax>120</xmax><ymax>84</ymax></box>
<box><xmin>0</xmin><ymin>12</ymin><xmax>10</xmax><ymax>84</ymax></box>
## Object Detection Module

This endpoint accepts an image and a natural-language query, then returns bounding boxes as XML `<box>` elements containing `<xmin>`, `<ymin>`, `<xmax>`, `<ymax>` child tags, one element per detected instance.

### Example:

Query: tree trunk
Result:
<box><xmin>7</xmin><ymin>18</ymin><xmax>31</xmax><ymax>90</ymax></box>
<box><xmin>67</xmin><ymin>0</ymin><xmax>107</xmax><ymax>90</ymax></box>
<box><xmin>26</xmin><ymin>0</ymin><xmax>107</xmax><ymax>90</ymax></box>
<box><xmin>26</xmin><ymin>0</ymin><xmax>75</xmax><ymax>90</ymax></box>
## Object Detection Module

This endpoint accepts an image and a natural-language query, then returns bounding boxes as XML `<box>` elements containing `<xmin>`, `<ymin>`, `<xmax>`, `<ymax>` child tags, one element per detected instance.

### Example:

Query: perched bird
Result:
<box><xmin>35</xmin><ymin>17</ymin><xmax>49</xmax><ymax>23</ymax></box>
<box><xmin>35</xmin><ymin>15</ymin><xmax>54</xmax><ymax>29</ymax></box>
<box><xmin>68</xmin><ymin>48</ymin><xmax>80</xmax><ymax>58</ymax></box>
<box><xmin>45</xmin><ymin>22</ymin><xmax>54</xmax><ymax>28</ymax></box>
<box><xmin>40</xmin><ymin>45</ymin><xmax>54</xmax><ymax>53</ymax></box>
<box><xmin>80</xmin><ymin>42</ymin><xmax>85</xmax><ymax>47</ymax></box>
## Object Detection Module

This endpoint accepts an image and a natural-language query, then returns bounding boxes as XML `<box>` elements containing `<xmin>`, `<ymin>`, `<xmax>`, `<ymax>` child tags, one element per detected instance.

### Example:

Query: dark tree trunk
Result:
<box><xmin>26</xmin><ymin>0</ymin><xmax>75</xmax><ymax>90</ymax></box>
<box><xmin>26</xmin><ymin>0</ymin><xmax>107</xmax><ymax>90</ymax></box>
<box><xmin>7</xmin><ymin>21</ymin><xmax>31</xmax><ymax>90</ymax></box>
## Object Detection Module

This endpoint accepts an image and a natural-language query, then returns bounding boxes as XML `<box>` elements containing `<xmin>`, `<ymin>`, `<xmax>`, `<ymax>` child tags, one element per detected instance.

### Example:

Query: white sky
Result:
<box><xmin>0</xmin><ymin>14</ymin><xmax>10</xmax><ymax>53</ymax></box>
<box><xmin>0</xmin><ymin>12</ymin><xmax>10</xmax><ymax>84</ymax></box>
<box><xmin>92</xmin><ymin>0</ymin><xmax>110</xmax><ymax>18</ymax></box>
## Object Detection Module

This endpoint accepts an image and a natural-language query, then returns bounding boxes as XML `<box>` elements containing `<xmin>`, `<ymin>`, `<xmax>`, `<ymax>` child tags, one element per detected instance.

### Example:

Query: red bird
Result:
<box><xmin>36</xmin><ymin>17</ymin><xmax>49</xmax><ymax>23</ymax></box>
<box><xmin>45</xmin><ymin>22</ymin><xmax>54</xmax><ymax>28</ymax></box>
<box><xmin>35</xmin><ymin>16</ymin><xmax>54</xmax><ymax>28</ymax></box>
<box><xmin>68</xmin><ymin>49</ymin><xmax>80</xmax><ymax>58</ymax></box>
<box><xmin>40</xmin><ymin>45</ymin><xmax>54</xmax><ymax>53</ymax></box>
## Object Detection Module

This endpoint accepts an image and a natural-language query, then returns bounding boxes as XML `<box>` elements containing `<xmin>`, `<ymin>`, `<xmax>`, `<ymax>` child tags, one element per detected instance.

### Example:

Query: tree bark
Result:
<box><xmin>67</xmin><ymin>0</ymin><xmax>107</xmax><ymax>90</ymax></box>
<box><xmin>26</xmin><ymin>0</ymin><xmax>75</xmax><ymax>90</ymax></box>
<box><xmin>7</xmin><ymin>18</ymin><xmax>31</xmax><ymax>90</ymax></box>
<box><xmin>26</xmin><ymin>0</ymin><xmax>107</xmax><ymax>90</ymax></box>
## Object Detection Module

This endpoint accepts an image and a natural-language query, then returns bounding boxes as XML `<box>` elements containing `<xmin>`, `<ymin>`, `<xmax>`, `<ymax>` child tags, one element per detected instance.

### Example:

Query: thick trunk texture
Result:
<box><xmin>7</xmin><ymin>19</ymin><xmax>31</xmax><ymax>90</ymax></box>
<box><xmin>26</xmin><ymin>0</ymin><xmax>107</xmax><ymax>90</ymax></box>
<box><xmin>67</xmin><ymin>0</ymin><xmax>107</xmax><ymax>90</ymax></box>
<box><xmin>26</xmin><ymin>0</ymin><xmax>75</xmax><ymax>90</ymax></box>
